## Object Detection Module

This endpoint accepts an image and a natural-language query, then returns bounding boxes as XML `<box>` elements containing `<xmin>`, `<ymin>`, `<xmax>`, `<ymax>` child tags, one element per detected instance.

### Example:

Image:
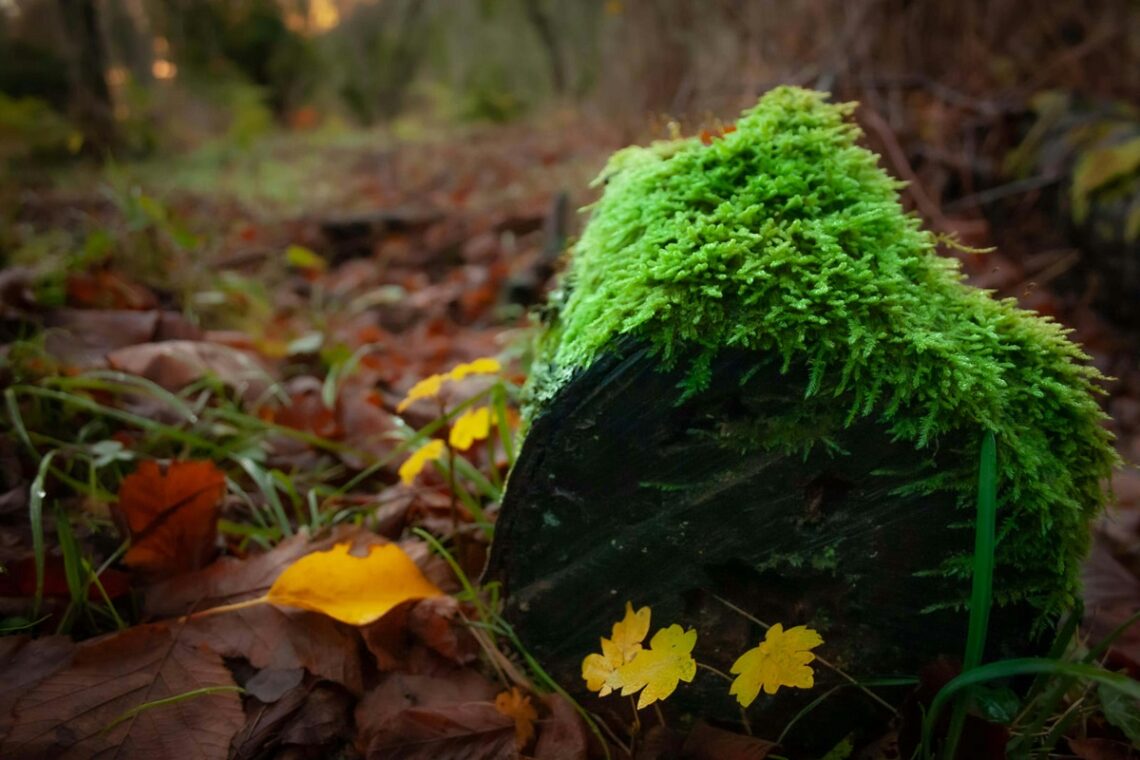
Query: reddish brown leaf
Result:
<box><xmin>278</xmin><ymin>685</ymin><xmax>353</xmax><ymax>747</ymax></box>
<box><xmin>0</xmin><ymin>556</ymin><xmax>130</xmax><ymax>600</ymax></box>
<box><xmin>115</xmin><ymin>460</ymin><xmax>225</xmax><ymax>579</ymax></box>
<box><xmin>0</xmin><ymin>624</ymin><xmax>243</xmax><ymax>760</ymax></box>
<box><xmin>362</xmin><ymin>702</ymin><xmax>516</xmax><ymax>760</ymax></box>
<box><xmin>408</xmin><ymin>596</ymin><xmax>480</xmax><ymax>664</ymax></box>
<box><xmin>43</xmin><ymin>309</ymin><xmax>203</xmax><ymax>368</ymax></box>
<box><xmin>1070</xmin><ymin>737</ymin><xmax>1140</xmax><ymax>760</ymax></box>
<box><xmin>533</xmin><ymin>694</ymin><xmax>588</xmax><ymax>760</ymax></box>
<box><xmin>681</xmin><ymin>721</ymin><xmax>778</xmax><ymax>759</ymax></box>
<box><xmin>66</xmin><ymin>270</ymin><xmax>158</xmax><ymax>310</ymax></box>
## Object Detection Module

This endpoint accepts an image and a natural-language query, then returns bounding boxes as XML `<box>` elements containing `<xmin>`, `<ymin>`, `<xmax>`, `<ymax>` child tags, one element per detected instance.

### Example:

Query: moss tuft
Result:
<box><xmin>531</xmin><ymin>86</ymin><xmax>1118</xmax><ymax>618</ymax></box>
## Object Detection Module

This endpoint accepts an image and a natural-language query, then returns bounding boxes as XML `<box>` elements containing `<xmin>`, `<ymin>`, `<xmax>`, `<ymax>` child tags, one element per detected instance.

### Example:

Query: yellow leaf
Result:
<box><xmin>266</xmin><ymin>542</ymin><xmax>443</xmax><ymax>625</ymax></box>
<box><xmin>449</xmin><ymin>406</ymin><xmax>493</xmax><ymax>451</ymax></box>
<box><xmin>610</xmin><ymin>601</ymin><xmax>651</xmax><ymax>662</ymax></box>
<box><xmin>616</xmin><ymin>624</ymin><xmax>697</xmax><ymax>709</ymax></box>
<box><xmin>284</xmin><ymin>244</ymin><xmax>327</xmax><ymax>272</ymax></box>
<box><xmin>399</xmin><ymin>439</ymin><xmax>445</xmax><ymax>485</ymax></box>
<box><xmin>494</xmin><ymin>687</ymin><xmax>537</xmax><ymax>749</ymax></box>
<box><xmin>396</xmin><ymin>374</ymin><xmax>446</xmax><ymax>412</ymax></box>
<box><xmin>581</xmin><ymin>602</ymin><xmax>651</xmax><ymax>696</ymax></box>
<box><xmin>729</xmin><ymin>623</ymin><xmax>823</xmax><ymax>707</ymax></box>
<box><xmin>449</xmin><ymin>357</ymin><xmax>501</xmax><ymax>381</ymax></box>
<box><xmin>582</xmin><ymin>637</ymin><xmax>625</xmax><ymax>696</ymax></box>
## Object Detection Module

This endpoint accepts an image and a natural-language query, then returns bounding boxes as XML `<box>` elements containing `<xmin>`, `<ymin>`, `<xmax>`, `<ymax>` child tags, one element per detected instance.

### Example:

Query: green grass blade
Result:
<box><xmin>29</xmin><ymin>450</ymin><xmax>57</xmax><ymax>619</ymax></box>
<box><xmin>923</xmin><ymin>659</ymin><xmax>1140</xmax><ymax>759</ymax></box>
<box><xmin>942</xmin><ymin>430</ymin><xmax>998</xmax><ymax>760</ymax></box>
<box><xmin>102</xmin><ymin>686</ymin><xmax>244</xmax><ymax>733</ymax></box>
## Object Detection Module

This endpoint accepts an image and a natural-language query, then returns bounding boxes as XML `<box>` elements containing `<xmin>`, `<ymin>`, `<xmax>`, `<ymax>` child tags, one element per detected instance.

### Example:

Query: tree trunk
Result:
<box><xmin>56</xmin><ymin>0</ymin><xmax>117</xmax><ymax>155</ymax></box>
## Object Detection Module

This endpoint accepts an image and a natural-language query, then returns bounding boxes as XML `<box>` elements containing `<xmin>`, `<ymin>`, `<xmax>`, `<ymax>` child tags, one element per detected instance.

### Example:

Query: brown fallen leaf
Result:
<box><xmin>0</xmin><ymin>624</ymin><xmax>243</xmax><ymax>760</ymax></box>
<box><xmin>0</xmin><ymin>635</ymin><xmax>76</xmax><ymax>726</ymax></box>
<box><xmin>408</xmin><ymin>595</ymin><xmax>480</xmax><ymax>665</ymax></box>
<box><xmin>44</xmin><ymin>309</ymin><xmax>203</xmax><ymax>368</ymax></box>
<box><xmin>355</xmin><ymin>669</ymin><xmax>500</xmax><ymax>750</ymax></box>
<box><xmin>114</xmin><ymin>460</ymin><xmax>226</xmax><ymax>579</ymax></box>
<box><xmin>182</xmin><ymin>605</ymin><xmax>365</xmax><ymax>695</ymax></box>
<box><xmin>533</xmin><ymin>694</ymin><xmax>588</xmax><ymax>760</ymax></box>
<box><xmin>66</xmin><ymin>270</ymin><xmax>158</xmax><ymax>310</ymax></box>
<box><xmin>1069</xmin><ymin>737</ymin><xmax>1140</xmax><ymax>760</ymax></box>
<box><xmin>363</xmin><ymin>702</ymin><xmax>517</xmax><ymax>760</ymax></box>
<box><xmin>278</xmin><ymin>685</ymin><xmax>353</xmax><ymax>748</ymax></box>
<box><xmin>681</xmin><ymin>721</ymin><xmax>779</xmax><ymax>759</ymax></box>
<box><xmin>107</xmin><ymin>340</ymin><xmax>272</xmax><ymax>404</ymax></box>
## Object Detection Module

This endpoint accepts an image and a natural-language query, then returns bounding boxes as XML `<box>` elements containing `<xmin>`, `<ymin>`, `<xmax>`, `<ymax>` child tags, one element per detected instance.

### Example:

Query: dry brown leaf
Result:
<box><xmin>533</xmin><ymin>694</ymin><xmax>588</xmax><ymax>760</ymax></box>
<box><xmin>278</xmin><ymin>685</ymin><xmax>353</xmax><ymax>748</ymax></box>
<box><xmin>355</xmin><ymin>669</ymin><xmax>499</xmax><ymax>750</ymax></box>
<box><xmin>107</xmin><ymin>340</ymin><xmax>271</xmax><ymax>404</ymax></box>
<box><xmin>0</xmin><ymin>636</ymin><xmax>76</xmax><ymax>726</ymax></box>
<box><xmin>183</xmin><ymin>605</ymin><xmax>364</xmax><ymax>695</ymax></box>
<box><xmin>0</xmin><ymin>624</ymin><xmax>243</xmax><ymax>760</ymax></box>
<box><xmin>362</xmin><ymin>702</ymin><xmax>517</xmax><ymax>760</ymax></box>
<box><xmin>44</xmin><ymin>309</ymin><xmax>202</xmax><ymax>367</ymax></box>
<box><xmin>681</xmin><ymin>721</ymin><xmax>779</xmax><ymax>759</ymax></box>
<box><xmin>1069</xmin><ymin>737</ymin><xmax>1140</xmax><ymax>760</ymax></box>
<box><xmin>115</xmin><ymin>460</ymin><xmax>225</xmax><ymax>579</ymax></box>
<box><xmin>408</xmin><ymin>596</ymin><xmax>480</xmax><ymax>664</ymax></box>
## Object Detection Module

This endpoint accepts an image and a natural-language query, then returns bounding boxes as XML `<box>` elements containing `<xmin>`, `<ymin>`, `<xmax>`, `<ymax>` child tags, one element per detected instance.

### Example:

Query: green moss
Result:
<box><xmin>531</xmin><ymin>86</ymin><xmax>1117</xmax><ymax>618</ymax></box>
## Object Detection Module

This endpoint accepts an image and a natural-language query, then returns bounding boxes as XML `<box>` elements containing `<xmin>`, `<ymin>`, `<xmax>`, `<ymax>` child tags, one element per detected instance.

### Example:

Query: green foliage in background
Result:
<box><xmin>530</xmin><ymin>86</ymin><xmax>1118</xmax><ymax>621</ymax></box>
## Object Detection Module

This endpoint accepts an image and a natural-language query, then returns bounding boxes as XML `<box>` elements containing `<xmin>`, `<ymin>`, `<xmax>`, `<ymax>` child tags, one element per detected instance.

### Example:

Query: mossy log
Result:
<box><xmin>486</xmin><ymin>88</ymin><xmax>1117</xmax><ymax>748</ymax></box>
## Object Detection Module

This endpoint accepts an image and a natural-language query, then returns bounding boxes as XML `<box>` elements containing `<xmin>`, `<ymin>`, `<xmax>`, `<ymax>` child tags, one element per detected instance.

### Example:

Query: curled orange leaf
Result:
<box><xmin>493</xmin><ymin>687</ymin><xmax>537</xmax><ymax>749</ymax></box>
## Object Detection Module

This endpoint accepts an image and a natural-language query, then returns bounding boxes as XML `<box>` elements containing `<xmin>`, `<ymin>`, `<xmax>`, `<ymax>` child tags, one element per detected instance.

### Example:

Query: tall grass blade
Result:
<box><xmin>942</xmin><ymin>430</ymin><xmax>997</xmax><ymax>759</ymax></box>
<box><xmin>29</xmin><ymin>450</ymin><xmax>57</xmax><ymax>619</ymax></box>
<box><xmin>923</xmin><ymin>659</ymin><xmax>1140</xmax><ymax>759</ymax></box>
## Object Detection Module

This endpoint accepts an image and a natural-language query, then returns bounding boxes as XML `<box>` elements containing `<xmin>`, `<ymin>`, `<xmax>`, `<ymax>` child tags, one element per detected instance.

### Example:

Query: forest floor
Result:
<box><xmin>1</xmin><ymin>103</ymin><xmax>1138</xmax><ymax>759</ymax></box>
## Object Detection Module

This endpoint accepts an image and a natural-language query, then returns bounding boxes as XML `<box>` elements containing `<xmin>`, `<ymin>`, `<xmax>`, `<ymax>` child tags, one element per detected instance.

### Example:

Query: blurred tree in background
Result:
<box><xmin>0</xmin><ymin>0</ymin><xmax>1135</xmax><ymax>162</ymax></box>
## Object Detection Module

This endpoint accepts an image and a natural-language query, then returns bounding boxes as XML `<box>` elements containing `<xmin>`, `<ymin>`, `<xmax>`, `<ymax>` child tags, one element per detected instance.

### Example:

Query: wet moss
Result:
<box><xmin>529</xmin><ymin>86</ymin><xmax>1117</xmax><ymax>619</ymax></box>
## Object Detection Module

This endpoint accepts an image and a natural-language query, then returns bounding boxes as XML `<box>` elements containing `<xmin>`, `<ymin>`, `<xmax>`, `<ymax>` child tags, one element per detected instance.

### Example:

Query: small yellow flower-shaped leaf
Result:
<box><xmin>729</xmin><ymin>623</ymin><xmax>824</xmax><ymax>707</ymax></box>
<box><xmin>617</xmin><ymin>624</ymin><xmax>698</xmax><ymax>709</ymax></box>
<box><xmin>582</xmin><ymin>637</ymin><xmax>625</xmax><ymax>696</ymax></box>
<box><xmin>449</xmin><ymin>357</ymin><xmax>501</xmax><ymax>381</ymax></box>
<box><xmin>396</xmin><ymin>373</ymin><xmax>446</xmax><ymax>413</ymax></box>
<box><xmin>399</xmin><ymin>439</ymin><xmax>445</xmax><ymax>485</ymax></box>
<box><xmin>266</xmin><ymin>542</ymin><xmax>444</xmax><ymax>625</ymax></box>
<box><xmin>610</xmin><ymin>601</ymin><xmax>651</xmax><ymax>662</ymax></box>
<box><xmin>449</xmin><ymin>406</ymin><xmax>493</xmax><ymax>450</ymax></box>
<box><xmin>494</xmin><ymin>687</ymin><xmax>538</xmax><ymax>749</ymax></box>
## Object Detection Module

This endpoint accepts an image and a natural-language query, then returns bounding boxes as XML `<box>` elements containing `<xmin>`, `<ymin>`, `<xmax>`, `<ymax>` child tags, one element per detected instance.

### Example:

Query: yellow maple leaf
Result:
<box><xmin>396</xmin><ymin>357</ymin><xmax>501</xmax><ymax>413</ymax></box>
<box><xmin>266</xmin><ymin>542</ymin><xmax>444</xmax><ymax>625</ymax></box>
<box><xmin>396</xmin><ymin>373</ymin><xmax>446</xmax><ymax>412</ymax></box>
<box><xmin>610</xmin><ymin>601</ymin><xmax>651</xmax><ymax>661</ymax></box>
<box><xmin>582</xmin><ymin>602</ymin><xmax>651</xmax><ymax>696</ymax></box>
<box><xmin>494</xmin><ymin>687</ymin><xmax>538</xmax><ymax>749</ymax></box>
<box><xmin>617</xmin><ymin>624</ymin><xmax>698</xmax><ymax>709</ymax></box>
<box><xmin>449</xmin><ymin>406</ymin><xmax>493</xmax><ymax>450</ymax></box>
<box><xmin>399</xmin><ymin>439</ymin><xmax>445</xmax><ymax>485</ymax></box>
<box><xmin>449</xmin><ymin>357</ymin><xmax>501</xmax><ymax>381</ymax></box>
<box><xmin>582</xmin><ymin>637</ymin><xmax>626</xmax><ymax>696</ymax></box>
<box><xmin>729</xmin><ymin>623</ymin><xmax>823</xmax><ymax>707</ymax></box>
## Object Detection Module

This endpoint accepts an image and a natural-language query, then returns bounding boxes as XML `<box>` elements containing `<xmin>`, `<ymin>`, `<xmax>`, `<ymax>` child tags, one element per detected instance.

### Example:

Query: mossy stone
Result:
<box><xmin>488</xmin><ymin>87</ymin><xmax>1117</xmax><ymax>744</ymax></box>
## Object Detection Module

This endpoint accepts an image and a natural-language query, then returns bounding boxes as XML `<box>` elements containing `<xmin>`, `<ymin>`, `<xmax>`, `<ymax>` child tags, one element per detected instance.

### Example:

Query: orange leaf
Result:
<box><xmin>266</xmin><ymin>543</ymin><xmax>444</xmax><ymax>625</ymax></box>
<box><xmin>115</xmin><ymin>460</ymin><xmax>226</xmax><ymax>579</ymax></box>
<box><xmin>494</xmin><ymin>687</ymin><xmax>538</xmax><ymax>749</ymax></box>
